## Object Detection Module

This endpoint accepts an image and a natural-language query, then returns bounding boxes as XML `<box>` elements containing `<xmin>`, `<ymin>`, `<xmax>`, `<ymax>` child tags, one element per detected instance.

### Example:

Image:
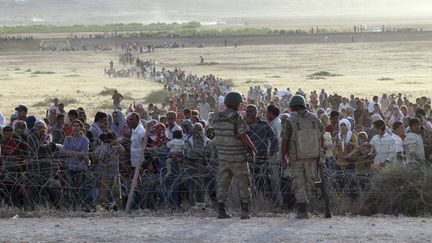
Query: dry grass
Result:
<box><xmin>32</xmin><ymin>70</ymin><xmax>56</xmax><ymax>75</ymax></box>
<box><xmin>144</xmin><ymin>89</ymin><xmax>170</xmax><ymax>104</ymax></box>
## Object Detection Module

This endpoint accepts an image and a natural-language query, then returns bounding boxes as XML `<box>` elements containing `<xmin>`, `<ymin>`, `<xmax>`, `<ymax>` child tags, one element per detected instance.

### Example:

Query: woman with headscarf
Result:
<box><xmin>149</xmin><ymin>122</ymin><xmax>166</xmax><ymax>148</ymax></box>
<box><xmin>13</xmin><ymin>120</ymin><xmax>29</xmax><ymax>143</ymax></box>
<box><xmin>333</xmin><ymin>119</ymin><xmax>360</xmax><ymax>171</ymax></box>
<box><xmin>388</xmin><ymin>106</ymin><xmax>404</xmax><ymax>126</ymax></box>
<box><xmin>109</xmin><ymin>110</ymin><xmax>126</xmax><ymax>137</ymax></box>
<box><xmin>332</xmin><ymin>118</ymin><xmax>362</xmax><ymax>198</ymax></box>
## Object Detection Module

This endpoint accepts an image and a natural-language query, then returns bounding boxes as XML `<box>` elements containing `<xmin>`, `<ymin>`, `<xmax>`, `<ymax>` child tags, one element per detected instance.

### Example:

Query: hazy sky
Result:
<box><xmin>1</xmin><ymin>0</ymin><xmax>431</xmax><ymax>26</ymax></box>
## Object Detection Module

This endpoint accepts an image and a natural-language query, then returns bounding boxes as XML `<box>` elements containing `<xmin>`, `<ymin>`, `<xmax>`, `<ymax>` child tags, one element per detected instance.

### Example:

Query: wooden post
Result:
<box><xmin>125</xmin><ymin>124</ymin><xmax>150</xmax><ymax>212</ymax></box>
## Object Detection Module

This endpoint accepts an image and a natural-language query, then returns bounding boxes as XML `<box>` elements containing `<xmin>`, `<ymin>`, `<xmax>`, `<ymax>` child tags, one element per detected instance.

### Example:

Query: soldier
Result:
<box><xmin>212</xmin><ymin>92</ymin><xmax>258</xmax><ymax>219</ymax></box>
<box><xmin>281</xmin><ymin>95</ymin><xmax>324</xmax><ymax>219</ymax></box>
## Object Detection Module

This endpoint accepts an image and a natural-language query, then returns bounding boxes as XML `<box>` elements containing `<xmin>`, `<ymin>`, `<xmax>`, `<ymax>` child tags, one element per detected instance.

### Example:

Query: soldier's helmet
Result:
<box><xmin>288</xmin><ymin>95</ymin><xmax>307</xmax><ymax>109</ymax></box>
<box><xmin>224</xmin><ymin>92</ymin><xmax>243</xmax><ymax>106</ymax></box>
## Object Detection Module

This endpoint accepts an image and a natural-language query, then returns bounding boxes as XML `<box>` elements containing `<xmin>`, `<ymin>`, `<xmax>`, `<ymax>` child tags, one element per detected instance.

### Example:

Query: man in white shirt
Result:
<box><xmin>404</xmin><ymin>118</ymin><xmax>425</xmax><ymax>164</ymax></box>
<box><xmin>48</xmin><ymin>97</ymin><xmax>60</xmax><ymax>113</ymax></box>
<box><xmin>198</xmin><ymin>98</ymin><xmax>210</xmax><ymax>122</ymax></box>
<box><xmin>338</xmin><ymin>98</ymin><xmax>352</xmax><ymax>113</ymax></box>
<box><xmin>165</xmin><ymin>111</ymin><xmax>182</xmax><ymax>140</ymax></box>
<box><xmin>370</xmin><ymin>120</ymin><xmax>396</xmax><ymax>169</ymax></box>
<box><xmin>368</xmin><ymin>96</ymin><xmax>379</xmax><ymax>113</ymax></box>
<box><xmin>127</xmin><ymin>112</ymin><xmax>146</xmax><ymax>171</ymax></box>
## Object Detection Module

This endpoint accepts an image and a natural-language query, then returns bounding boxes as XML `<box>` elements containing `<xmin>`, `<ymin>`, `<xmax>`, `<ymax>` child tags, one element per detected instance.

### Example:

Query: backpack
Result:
<box><xmin>213</xmin><ymin>111</ymin><xmax>240</xmax><ymax>138</ymax></box>
<box><xmin>290</xmin><ymin>112</ymin><xmax>321</xmax><ymax>160</ymax></box>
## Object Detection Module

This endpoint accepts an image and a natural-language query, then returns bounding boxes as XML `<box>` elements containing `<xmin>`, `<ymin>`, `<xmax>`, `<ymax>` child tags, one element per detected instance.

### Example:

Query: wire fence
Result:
<box><xmin>1</xmin><ymin>141</ymin><xmax>431</xmax><ymax>216</ymax></box>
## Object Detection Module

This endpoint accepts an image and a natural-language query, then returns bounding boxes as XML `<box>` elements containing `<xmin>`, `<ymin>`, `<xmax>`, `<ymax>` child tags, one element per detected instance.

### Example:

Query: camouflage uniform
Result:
<box><xmin>282</xmin><ymin>111</ymin><xmax>324</xmax><ymax>204</ymax></box>
<box><xmin>213</xmin><ymin>108</ymin><xmax>251</xmax><ymax>203</ymax></box>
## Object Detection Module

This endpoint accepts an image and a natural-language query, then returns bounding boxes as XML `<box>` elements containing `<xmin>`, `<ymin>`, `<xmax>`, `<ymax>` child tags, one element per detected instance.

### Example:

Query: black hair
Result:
<box><xmin>85</xmin><ymin>130</ymin><xmax>94</xmax><ymax>143</ymax></box>
<box><xmin>392</xmin><ymin>121</ymin><xmax>403</xmax><ymax>131</ymax></box>
<box><xmin>330</xmin><ymin>110</ymin><xmax>340</xmax><ymax>119</ymax></box>
<box><xmin>267</xmin><ymin>105</ymin><xmax>280</xmax><ymax>117</ymax></box>
<box><xmin>409</xmin><ymin>118</ymin><xmax>421</xmax><ymax>127</ymax></box>
<box><xmin>415</xmin><ymin>108</ymin><xmax>426</xmax><ymax>118</ymax></box>
<box><xmin>206</xmin><ymin>127</ymin><xmax>215</xmax><ymax>140</ymax></box>
<box><xmin>68</xmin><ymin>109</ymin><xmax>79</xmax><ymax>117</ymax></box>
<box><xmin>56</xmin><ymin>113</ymin><xmax>65</xmax><ymax>121</ymax></box>
<box><xmin>173</xmin><ymin>130</ymin><xmax>183</xmax><ymax>139</ymax></box>
<box><xmin>104</xmin><ymin>132</ymin><xmax>117</xmax><ymax>142</ymax></box>
<box><xmin>94</xmin><ymin>112</ymin><xmax>108</xmax><ymax>123</ymax></box>
<box><xmin>372</xmin><ymin>119</ymin><xmax>385</xmax><ymax>130</ymax></box>
<box><xmin>183</xmin><ymin>108</ymin><xmax>191</xmax><ymax>115</ymax></box>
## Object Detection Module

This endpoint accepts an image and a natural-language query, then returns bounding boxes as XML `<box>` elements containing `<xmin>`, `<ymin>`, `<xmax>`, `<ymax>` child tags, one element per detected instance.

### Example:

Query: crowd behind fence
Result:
<box><xmin>1</xmin><ymin>52</ymin><xmax>432</xmax><ymax>215</ymax></box>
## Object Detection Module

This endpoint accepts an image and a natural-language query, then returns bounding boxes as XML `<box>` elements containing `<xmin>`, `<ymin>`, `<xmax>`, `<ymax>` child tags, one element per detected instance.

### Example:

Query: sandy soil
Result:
<box><xmin>0</xmin><ymin>214</ymin><xmax>431</xmax><ymax>242</ymax></box>
<box><xmin>1</xmin><ymin>39</ymin><xmax>432</xmax><ymax>118</ymax></box>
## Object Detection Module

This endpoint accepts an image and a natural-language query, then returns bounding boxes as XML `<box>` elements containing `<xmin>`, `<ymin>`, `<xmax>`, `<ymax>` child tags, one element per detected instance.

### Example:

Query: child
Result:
<box><xmin>137</xmin><ymin>160</ymin><xmax>159</xmax><ymax>210</ymax></box>
<box><xmin>165</xmin><ymin>130</ymin><xmax>184</xmax><ymax>176</ymax></box>
<box><xmin>94</xmin><ymin>132</ymin><xmax>125</xmax><ymax>210</ymax></box>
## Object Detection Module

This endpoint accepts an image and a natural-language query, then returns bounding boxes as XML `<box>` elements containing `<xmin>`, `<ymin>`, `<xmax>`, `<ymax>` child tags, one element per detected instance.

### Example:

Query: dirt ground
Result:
<box><xmin>0</xmin><ymin>214</ymin><xmax>431</xmax><ymax>242</ymax></box>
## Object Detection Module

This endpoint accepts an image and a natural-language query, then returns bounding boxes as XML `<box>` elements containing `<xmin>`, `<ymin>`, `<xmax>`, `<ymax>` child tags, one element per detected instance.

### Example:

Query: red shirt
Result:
<box><xmin>325</xmin><ymin>124</ymin><xmax>339</xmax><ymax>138</ymax></box>
<box><xmin>1</xmin><ymin>139</ymin><xmax>19</xmax><ymax>169</ymax></box>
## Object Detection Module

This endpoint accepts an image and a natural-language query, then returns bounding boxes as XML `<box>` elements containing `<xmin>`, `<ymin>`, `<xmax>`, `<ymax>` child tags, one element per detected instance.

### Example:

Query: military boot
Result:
<box><xmin>240</xmin><ymin>202</ymin><xmax>250</xmax><ymax>220</ymax></box>
<box><xmin>217</xmin><ymin>202</ymin><xmax>232</xmax><ymax>219</ymax></box>
<box><xmin>296</xmin><ymin>203</ymin><xmax>309</xmax><ymax>219</ymax></box>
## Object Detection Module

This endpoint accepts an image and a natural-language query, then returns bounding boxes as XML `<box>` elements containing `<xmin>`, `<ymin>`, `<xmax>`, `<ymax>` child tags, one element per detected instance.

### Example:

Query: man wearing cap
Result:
<box><xmin>15</xmin><ymin>105</ymin><xmax>28</xmax><ymax>121</ymax></box>
<box><xmin>212</xmin><ymin>91</ymin><xmax>257</xmax><ymax>219</ymax></box>
<box><xmin>28</xmin><ymin>120</ymin><xmax>52</xmax><ymax>159</ymax></box>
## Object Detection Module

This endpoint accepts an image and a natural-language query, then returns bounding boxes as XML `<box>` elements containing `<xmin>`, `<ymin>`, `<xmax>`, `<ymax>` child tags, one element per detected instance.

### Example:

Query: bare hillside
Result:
<box><xmin>1</xmin><ymin>0</ymin><xmax>432</xmax><ymax>26</ymax></box>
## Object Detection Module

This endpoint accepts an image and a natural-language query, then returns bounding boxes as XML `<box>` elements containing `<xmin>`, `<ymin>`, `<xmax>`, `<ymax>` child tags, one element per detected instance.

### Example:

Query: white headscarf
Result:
<box><xmin>338</xmin><ymin>119</ymin><xmax>352</xmax><ymax>152</ymax></box>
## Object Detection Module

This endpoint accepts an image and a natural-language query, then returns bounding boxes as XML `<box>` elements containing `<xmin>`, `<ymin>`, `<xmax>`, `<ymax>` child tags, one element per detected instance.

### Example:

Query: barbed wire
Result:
<box><xmin>1</xmin><ymin>140</ymin><xmax>431</xmax><ymax>215</ymax></box>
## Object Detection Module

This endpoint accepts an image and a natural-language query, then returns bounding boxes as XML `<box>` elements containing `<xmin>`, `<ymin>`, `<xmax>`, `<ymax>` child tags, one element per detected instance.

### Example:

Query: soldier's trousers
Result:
<box><xmin>217</xmin><ymin>160</ymin><xmax>251</xmax><ymax>203</ymax></box>
<box><xmin>291</xmin><ymin>159</ymin><xmax>316</xmax><ymax>204</ymax></box>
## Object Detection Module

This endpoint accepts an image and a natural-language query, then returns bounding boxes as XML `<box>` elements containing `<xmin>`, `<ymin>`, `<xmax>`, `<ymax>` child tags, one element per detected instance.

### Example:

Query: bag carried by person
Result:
<box><xmin>290</xmin><ymin>112</ymin><xmax>321</xmax><ymax>160</ymax></box>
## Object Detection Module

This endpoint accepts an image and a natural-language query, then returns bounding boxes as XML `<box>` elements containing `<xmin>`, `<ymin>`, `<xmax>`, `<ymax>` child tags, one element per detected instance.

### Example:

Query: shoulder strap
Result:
<box><xmin>233</xmin><ymin>112</ymin><xmax>239</xmax><ymax>138</ymax></box>
<box><xmin>296</xmin><ymin>122</ymin><xmax>301</xmax><ymax>130</ymax></box>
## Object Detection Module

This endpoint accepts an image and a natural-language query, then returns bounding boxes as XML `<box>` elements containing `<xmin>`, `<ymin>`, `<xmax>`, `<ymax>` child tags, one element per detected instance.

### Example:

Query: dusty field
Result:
<box><xmin>0</xmin><ymin>214</ymin><xmax>431</xmax><ymax>242</ymax></box>
<box><xmin>1</xmin><ymin>37</ymin><xmax>432</xmax><ymax>118</ymax></box>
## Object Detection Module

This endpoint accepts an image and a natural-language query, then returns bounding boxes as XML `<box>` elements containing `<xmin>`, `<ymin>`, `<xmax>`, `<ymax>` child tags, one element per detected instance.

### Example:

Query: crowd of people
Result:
<box><xmin>0</xmin><ymin>35</ymin><xmax>34</xmax><ymax>41</ymax></box>
<box><xmin>1</xmin><ymin>57</ymin><xmax>431</xmax><ymax>215</ymax></box>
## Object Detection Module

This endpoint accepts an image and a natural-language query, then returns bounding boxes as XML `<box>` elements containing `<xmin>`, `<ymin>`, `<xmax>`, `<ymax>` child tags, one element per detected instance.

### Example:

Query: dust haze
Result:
<box><xmin>1</xmin><ymin>0</ymin><xmax>431</xmax><ymax>28</ymax></box>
